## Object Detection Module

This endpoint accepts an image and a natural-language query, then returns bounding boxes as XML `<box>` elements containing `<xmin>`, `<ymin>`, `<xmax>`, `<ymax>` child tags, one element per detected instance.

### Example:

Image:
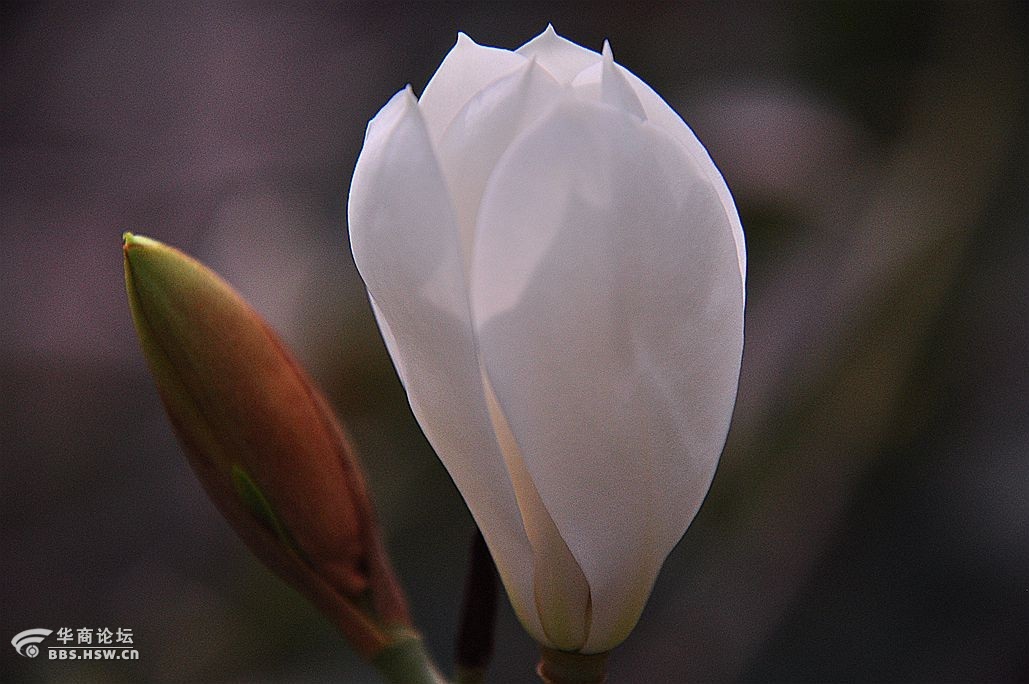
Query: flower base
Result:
<box><xmin>536</xmin><ymin>648</ymin><xmax>610</xmax><ymax>684</ymax></box>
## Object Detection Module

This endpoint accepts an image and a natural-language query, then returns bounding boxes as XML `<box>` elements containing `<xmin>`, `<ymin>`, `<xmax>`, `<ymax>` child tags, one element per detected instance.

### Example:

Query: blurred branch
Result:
<box><xmin>735</xmin><ymin>7</ymin><xmax>1025</xmax><ymax>440</ymax></box>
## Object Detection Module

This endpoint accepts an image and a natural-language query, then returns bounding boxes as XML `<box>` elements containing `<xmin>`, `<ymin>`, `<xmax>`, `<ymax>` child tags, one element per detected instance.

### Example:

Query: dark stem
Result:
<box><xmin>454</xmin><ymin>528</ymin><xmax>499</xmax><ymax>682</ymax></box>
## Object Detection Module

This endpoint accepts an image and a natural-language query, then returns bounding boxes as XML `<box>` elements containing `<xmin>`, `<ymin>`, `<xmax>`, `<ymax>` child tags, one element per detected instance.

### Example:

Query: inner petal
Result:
<box><xmin>436</xmin><ymin>59</ymin><xmax>563</xmax><ymax>274</ymax></box>
<box><xmin>418</xmin><ymin>33</ymin><xmax>527</xmax><ymax>144</ymax></box>
<box><xmin>481</xmin><ymin>370</ymin><xmax>591</xmax><ymax>652</ymax></box>
<box><xmin>517</xmin><ymin>25</ymin><xmax>602</xmax><ymax>85</ymax></box>
<box><xmin>569</xmin><ymin>41</ymin><xmax>647</xmax><ymax>120</ymax></box>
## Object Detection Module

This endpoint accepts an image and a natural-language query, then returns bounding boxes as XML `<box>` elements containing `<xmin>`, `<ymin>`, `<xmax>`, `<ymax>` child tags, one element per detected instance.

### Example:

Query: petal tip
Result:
<box><xmin>122</xmin><ymin>231</ymin><xmax>158</xmax><ymax>250</ymax></box>
<box><xmin>598</xmin><ymin>44</ymin><xmax>646</xmax><ymax>120</ymax></box>
<box><xmin>529</xmin><ymin>23</ymin><xmax>561</xmax><ymax>47</ymax></box>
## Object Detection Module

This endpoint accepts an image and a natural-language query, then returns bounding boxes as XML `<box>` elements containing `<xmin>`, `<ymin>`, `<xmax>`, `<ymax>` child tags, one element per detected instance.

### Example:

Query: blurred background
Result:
<box><xmin>2</xmin><ymin>1</ymin><xmax>1026</xmax><ymax>681</ymax></box>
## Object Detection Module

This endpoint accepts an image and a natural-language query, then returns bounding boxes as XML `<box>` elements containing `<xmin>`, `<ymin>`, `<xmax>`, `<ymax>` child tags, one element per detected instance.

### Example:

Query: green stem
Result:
<box><xmin>536</xmin><ymin>648</ymin><xmax>610</xmax><ymax>684</ymax></box>
<box><xmin>372</xmin><ymin>631</ymin><xmax>447</xmax><ymax>684</ymax></box>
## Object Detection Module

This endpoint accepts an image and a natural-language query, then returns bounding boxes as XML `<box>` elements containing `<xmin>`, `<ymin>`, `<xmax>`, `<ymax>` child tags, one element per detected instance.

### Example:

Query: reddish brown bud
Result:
<box><xmin>123</xmin><ymin>232</ymin><xmax>409</xmax><ymax>658</ymax></box>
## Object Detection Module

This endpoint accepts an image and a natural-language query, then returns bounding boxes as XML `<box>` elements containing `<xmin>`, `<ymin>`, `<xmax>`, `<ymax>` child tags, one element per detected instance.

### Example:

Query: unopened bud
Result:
<box><xmin>123</xmin><ymin>232</ymin><xmax>409</xmax><ymax>658</ymax></box>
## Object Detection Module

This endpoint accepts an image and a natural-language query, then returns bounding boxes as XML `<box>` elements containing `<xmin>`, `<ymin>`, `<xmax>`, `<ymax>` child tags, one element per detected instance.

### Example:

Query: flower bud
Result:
<box><xmin>123</xmin><ymin>232</ymin><xmax>409</xmax><ymax>658</ymax></box>
<box><xmin>348</xmin><ymin>27</ymin><xmax>745</xmax><ymax>654</ymax></box>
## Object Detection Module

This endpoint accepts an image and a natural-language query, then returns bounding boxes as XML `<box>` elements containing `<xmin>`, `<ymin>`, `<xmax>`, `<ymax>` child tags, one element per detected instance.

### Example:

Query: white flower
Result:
<box><xmin>348</xmin><ymin>26</ymin><xmax>745</xmax><ymax>654</ymax></box>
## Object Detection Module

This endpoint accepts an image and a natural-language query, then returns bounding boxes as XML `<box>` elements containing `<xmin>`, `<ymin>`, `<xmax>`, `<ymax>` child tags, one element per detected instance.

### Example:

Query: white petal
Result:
<box><xmin>418</xmin><ymin>33</ymin><xmax>526</xmax><ymax>144</ymax></box>
<box><xmin>618</xmin><ymin>68</ymin><xmax>747</xmax><ymax>291</ymax></box>
<box><xmin>569</xmin><ymin>42</ymin><xmax>647</xmax><ymax>120</ymax></box>
<box><xmin>471</xmin><ymin>100</ymin><xmax>744</xmax><ymax>652</ymax></box>
<box><xmin>481</xmin><ymin>373</ymin><xmax>591</xmax><ymax>651</ymax></box>
<box><xmin>437</xmin><ymin>59</ymin><xmax>563</xmax><ymax>271</ymax></box>
<box><xmin>369</xmin><ymin>294</ymin><xmax>406</xmax><ymax>387</ymax></box>
<box><xmin>517</xmin><ymin>25</ymin><xmax>601</xmax><ymax>85</ymax></box>
<box><xmin>434</xmin><ymin>55</ymin><xmax>594</xmax><ymax>644</ymax></box>
<box><xmin>347</xmin><ymin>88</ymin><xmax>543</xmax><ymax>641</ymax></box>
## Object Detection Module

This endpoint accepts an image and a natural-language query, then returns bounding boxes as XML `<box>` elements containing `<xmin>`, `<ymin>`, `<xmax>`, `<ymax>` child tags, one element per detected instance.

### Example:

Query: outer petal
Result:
<box><xmin>517</xmin><ymin>25</ymin><xmax>602</xmax><ymax>85</ymax></box>
<box><xmin>347</xmin><ymin>88</ymin><xmax>543</xmax><ymax>641</ymax></box>
<box><xmin>436</xmin><ymin>58</ymin><xmax>563</xmax><ymax>270</ymax></box>
<box><xmin>471</xmin><ymin>100</ymin><xmax>744</xmax><ymax>651</ymax></box>
<box><xmin>617</xmin><ymin>68</ymin><xmax>747</xmax><ymax>291</ymax></box>
<box><xmin>418</xmin><ymin>33</ymin><xmax>526</xmax><ymax>144</ymax></box>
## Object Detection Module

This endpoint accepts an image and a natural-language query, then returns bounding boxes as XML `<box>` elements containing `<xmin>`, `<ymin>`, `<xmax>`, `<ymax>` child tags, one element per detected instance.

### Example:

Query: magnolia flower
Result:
<box><xmin>349</xmin><ymin>27</ymin><xmax>745</xmax><ymax>654</ymax></box>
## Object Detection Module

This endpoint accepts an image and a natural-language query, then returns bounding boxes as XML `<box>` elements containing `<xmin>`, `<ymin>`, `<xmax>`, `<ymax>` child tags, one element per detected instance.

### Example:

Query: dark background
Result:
<box><xmin>2</xmin><ymin>1</ymin><xmax>1026</xmax><ymax>681</ymax></box>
